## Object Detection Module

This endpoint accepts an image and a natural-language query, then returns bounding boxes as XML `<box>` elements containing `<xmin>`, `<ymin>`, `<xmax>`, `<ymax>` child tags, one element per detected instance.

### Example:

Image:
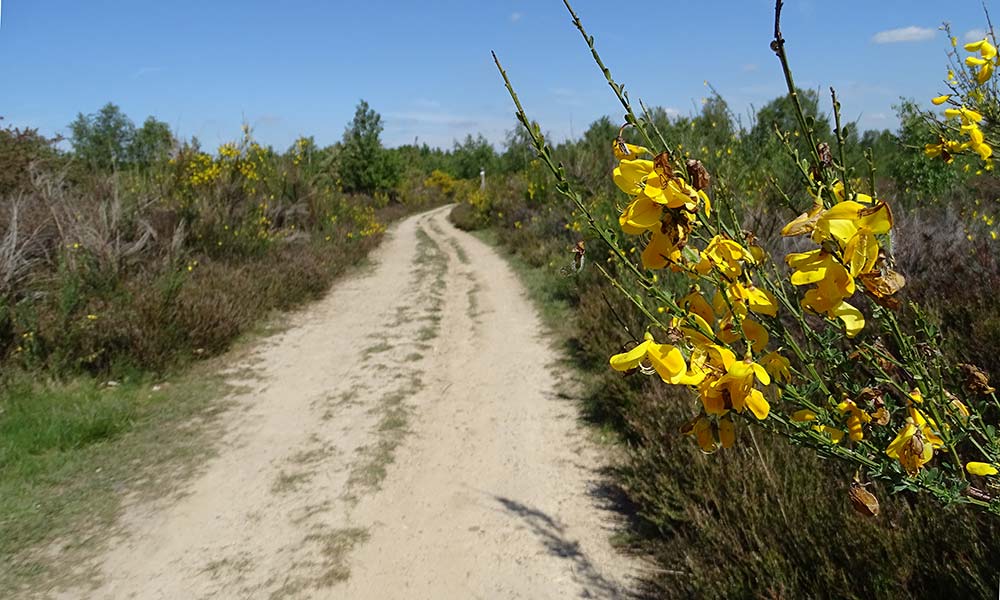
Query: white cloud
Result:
<box><xmin>510</xmin><ymin>12</ymin><xmax>522</xmax><ymax>23</ymax></box>
<box><xmin>872</xmin><ymin>26</ymin><xmax>935</xmax><ymax>44</ymax></box>
<box><xmin>741</xmin><ymin>63</ymin><xmax>758</xmax><ymax>73</ymax></box>
<box><xmin>965</xmin><ymin>28</ymin><xmax>987</xmax><ymax>42</ymax></box>
<box><xmin>383</xmin><ymin>112</ymin><xmax>510</xmax><ymax>149</ymax></box>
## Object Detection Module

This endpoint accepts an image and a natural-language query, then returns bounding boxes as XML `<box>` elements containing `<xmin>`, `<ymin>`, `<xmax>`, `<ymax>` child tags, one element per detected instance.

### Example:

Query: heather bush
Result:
<box><xmin>0</xmin><ymin>102</ymin><xmax>469</xmax><ymax>376</ymax></box>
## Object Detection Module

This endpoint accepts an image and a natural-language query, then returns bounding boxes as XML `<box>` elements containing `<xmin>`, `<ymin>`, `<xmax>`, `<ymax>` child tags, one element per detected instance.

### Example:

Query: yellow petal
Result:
<box><xmin>647</xmin><ymin>342</ymin><xmax>689</xmax><ymax>384</ymax></box>
<box><xmin>787</xmin><ymin>250</ymin><xmax>830</xmax><ymax>286</ymax></box>
<box><xmin>680</xmin><ymin>289</ymin><xmax>715</xmax><ymax>327</ymax></box>
<box><xmin>677</xmin><ymin>312</ymin><xmax>715</xmax><ymax>348</ymax></box>
<box><xmin>846</xmin><ymin>412</ymin><xmax>865</xmax><ymax>442</ymax></box>
<box><xmin>968</xmin><ymin>125</ymin><xmax>985</xmax><ymax>146</ymax></box>
<box><xmin>979</xmin><ymin>62</ymin><xmax>995</xmax><ymax>84</ymax></box>
<box><xmin>613</xmin><ymin>141</ymin><xmax>650</xmax><ymax>161</ymax></box>
<box><xmin>931</xmin><ymin>94</ymin><xmax>951</xmax><ymax>105</ymax></box>
<box><xmin>981</xmin><ymin>41</ymin><xmax>997</xmax><ymax>59</ymax></box>
<box><xmin>761</xmin><ymin>352</ymin><xmax>791</xmax><ymax>383</ymax></box>
<box><xmin>965</xmin><ymin>39</ymin><xmax>987</xmax><ymax>52</ymax></box>
<box><xmin>791</xmin><ymin>409</ymin><xmax>817</xmax><ymax>422</ymax></box>
<box><xmin>613</xmin><ymin>159</ymin><xmax>654</xmax><ymax>195</ymax></box>
<box><xmin>641</xmin><ymin>230</ymin><xmax>680</xmax><ymax>270</ymax></box>
<box><xmin>741</xmin><ymin>319</ymin><xmax>771</xmax><ymax>354</ymax></box>
<box><xmin>619</xmin><ymin>196</ymin><xmax>662</xmax><ymax>235</ymax></box>
<box><xmin>966</xmin><ymin>462</ymin><xmax>999</xmax><ymax>476</ymax></box>
<box><xmin>692</xmin><ymin>417</ymin><xmax>718</xmax><ymax>453</ymax></box>
<box><xmin>708</xmin><ymin>344</ymin><xmax>737</xmax><ymax>371</ymax></box>
<box><xmin>963</xmin><ymin>107</ymin><xmax>985</xmax><ymax>123</ymax></box>
<box><xmin>886</xmin><ymin>422</ymin><xmax>915</xmax><ymax>459</ymax></box>
<box><xmin>844</xmin><ymin>229</ymin><xmax>879</xmax><ymax>277</ymax></box>
<box><xmin>830</xmin><ymin>301</ymin><xmax>865</xmax><ymax>338</ymax></box>
<box><xmin>698</xmin><ymin>189</ymin><xmax>712</xmax><ymax>218</ymax></box>
<box><xmin>718</xmin><ymin>417</ymin><xmax>736</xmax><ymax>448</ymax></box>
<box><xmin>821</xmin><ymin>426</ymin><xmax>845</xmax><ymax>444</ymax></box>
<box><xmin>746</xmin><ymin>388</ymin><xmax>770</xmax><ymax>420</ymax></box>
<box><xmin>662</xmin><ymin>178</ymin><xmax>699</xmax><ymax>209</ymax></box>
<box><xmin>744</xmin><ymin>284</ymin><xmax>779</xmax><ymax>317</ymax></box>
<box><xmin>609</xmin><ymin>340</ymin><xmax>650</xmax><ymax>371</ymax></box>
<box><xmin>750</xmin><ymin>362</ymin><xmax>771</xmax><ymax>386</ymax></box>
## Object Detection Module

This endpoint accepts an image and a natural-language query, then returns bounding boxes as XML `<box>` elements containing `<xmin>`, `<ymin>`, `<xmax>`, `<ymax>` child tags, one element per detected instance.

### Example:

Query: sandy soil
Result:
<box><xmin>50</xmin><ymin>205</ymin><xmax>641</xmax><ymax>599</ymax></box>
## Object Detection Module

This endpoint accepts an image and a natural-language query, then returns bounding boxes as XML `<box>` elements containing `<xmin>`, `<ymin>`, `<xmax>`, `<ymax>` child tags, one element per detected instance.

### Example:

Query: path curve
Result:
<box><xmin>54</xmin><ymin>205</ymin><xmax>640</xmax><ymax>599</ymax></box>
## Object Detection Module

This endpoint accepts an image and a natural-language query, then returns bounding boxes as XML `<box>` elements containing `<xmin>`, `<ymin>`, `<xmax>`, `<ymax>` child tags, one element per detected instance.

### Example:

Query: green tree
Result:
<box><xmin>130</xmin><ymin>116</ymin><xmax>174</xmax><ymax>167</ymax></box>
<box><xmin>69</xmin><ymin>103</ymin><xmax>136</xmax><ymax>170</ymax></box>
<box><xmin>889</xmin><ymin>99</ymin><xmax>961</xmax><ymax>205</ymax></box>
<box><xmin>451</xmin><ymin>133</ymin><xmax>496</xmax><ymax>179</ymax></box>
<box><xmin>749</xmin><ymin>88</ymin><xmax>831</xmax><ymax>148</ymax></box>
<box><xmin>0</xmin><ymin>123</ymin><xmax>59</xmax><ymax>195</ymax></box>
<box><xmin>338</xmin><ymin>100</ymin><xmax>401</xmax><ymax>194</ymax></box>
<box><xmin>499</xmin><ymin>124</ymin><xmax>534</xmax><ymax>174</ymax></box>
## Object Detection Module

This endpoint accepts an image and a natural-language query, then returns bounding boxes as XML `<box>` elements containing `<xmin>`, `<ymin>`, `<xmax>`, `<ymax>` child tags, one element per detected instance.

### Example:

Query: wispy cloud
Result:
<box><xmin>741</xmin><ymin>63</ymin><xmax>758</xmax><ymax>73</ymax></box>
<box><xmin>383</xmin><ymin>111</ymin><xmax>511</xmax><ymax>149</ymax></box>
<box><xmin>510</xmin><ymin>12</ymin><xmax>522</xmax><ymax>23</ymax></box>
<box><xmin>131</xmin><ymin>66</ymin><xmax>164</xmax><ymax>79</ymax></box>
<box><xmin>872</xmin><ymin>26</ymin><xmax>935</xmax><ymax>44</ymax></box>
<box><xmin>965</xmin><ymin>28</ymin><xmax>987</xmax><ymax>42</ymax></box>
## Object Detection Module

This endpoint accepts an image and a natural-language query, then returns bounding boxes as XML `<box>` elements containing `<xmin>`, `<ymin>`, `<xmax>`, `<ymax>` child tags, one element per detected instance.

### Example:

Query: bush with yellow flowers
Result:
<box><xmin>923</xmin><ymin>26</ymin><xmax>997</xmax><ymax>169</ymax></box>
<box><xmin>495</xmin><ymin>0</ymin><xmax>1000</xmax><ymax>516</ymax></box>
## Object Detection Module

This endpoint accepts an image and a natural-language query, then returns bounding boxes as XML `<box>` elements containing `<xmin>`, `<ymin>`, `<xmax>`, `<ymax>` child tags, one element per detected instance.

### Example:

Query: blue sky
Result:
<box><xmin>0</xmin><ymin>1</ymin><xmax>992</xmax><ymax>151</ymax></box>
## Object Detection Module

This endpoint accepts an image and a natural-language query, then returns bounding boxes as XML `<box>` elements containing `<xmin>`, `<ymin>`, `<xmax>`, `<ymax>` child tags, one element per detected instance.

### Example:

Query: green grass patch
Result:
<box><xmin>0</xmin><ymin>367</ymin><xmax>228</xmax><ymax>592</ymax></box>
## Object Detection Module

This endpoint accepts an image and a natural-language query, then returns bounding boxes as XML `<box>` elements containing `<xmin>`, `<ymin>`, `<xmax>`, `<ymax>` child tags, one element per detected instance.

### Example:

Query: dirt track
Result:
<box><xmin>54</xmin><ymin>205</ymin><xmax>639</xmax><ymax>599</ymax></box>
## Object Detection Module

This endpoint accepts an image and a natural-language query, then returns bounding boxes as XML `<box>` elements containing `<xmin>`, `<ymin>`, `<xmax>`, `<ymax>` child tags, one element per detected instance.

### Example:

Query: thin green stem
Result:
<box><xmin>771</xmin><ymin>0</ymin><xmax>824</xmax><ymax>170</ymax></box>
<box><xmin>560</xmin><ymin>0</ymin><xmax>659</xmax><ymax>153</ymax></box>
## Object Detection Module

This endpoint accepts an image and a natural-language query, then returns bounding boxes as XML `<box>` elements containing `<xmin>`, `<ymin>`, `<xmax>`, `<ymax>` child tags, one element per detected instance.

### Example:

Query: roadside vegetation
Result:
<box><xmin>0</xmin><ymin>99</ymin><xmax>498</xmax><ymax>589</ymax></box>
<box><xmin>453</xmin><ymin>7</ymin><xmax>1000</xmax><ymax>597</ymax></box>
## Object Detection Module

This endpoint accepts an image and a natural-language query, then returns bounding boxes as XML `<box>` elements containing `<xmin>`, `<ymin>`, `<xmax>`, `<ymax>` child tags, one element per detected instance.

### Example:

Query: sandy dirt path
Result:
<box><xmin>52</xmin><ymin>205</ymin><xmax>639</xmax><ymax>599</ymax></box>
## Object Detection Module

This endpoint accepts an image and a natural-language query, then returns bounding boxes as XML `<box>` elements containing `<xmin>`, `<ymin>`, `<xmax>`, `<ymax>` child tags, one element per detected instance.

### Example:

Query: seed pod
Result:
<box><xmin>665</xmin><ymin>329</ymin><xmax>684</xmax><ymax>345</ymax></box>
<box><xmin>959</xmin><ymin>363</ymin><xmax>996</xmax><ymax>395</ymax></box>
<box><xmin>849</xmin><ymin>482</ymin><xmax>880</xmax><ymax>517</ymax></box>
<box><xmin>817</xmin><ymin>142</ymin><xmax>834</xmax><ymax>168</ymax></box>
<box><xmin>686</xmin><ymin>159</ymin><xmax>711</xmax><ymax>191</ymax></box>
<box><xmin>653</xmin><ymin>151</ymin><xmax>672</xmax><ymax>174</ymax></box>
<box><xmin>872</xmin><ymin>340</ymin><xmax>899</xmax><ymax>375</ymax></box>
<box><xmin>570</xmin><ymin>240</ymin><xmax>586</xmax><ymax>272</ymax></box>
<box><xmin>963</xmin><ymin>486</ymin><xmax>994</xmax><ymax>502</ymax></box>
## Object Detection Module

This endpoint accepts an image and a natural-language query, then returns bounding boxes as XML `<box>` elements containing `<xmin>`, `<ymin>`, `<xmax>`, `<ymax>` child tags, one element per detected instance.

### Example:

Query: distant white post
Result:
<box><xmin>480</xmin><ymin>167</ymin><xmax>486</xmax><ymax>190</ymax></box>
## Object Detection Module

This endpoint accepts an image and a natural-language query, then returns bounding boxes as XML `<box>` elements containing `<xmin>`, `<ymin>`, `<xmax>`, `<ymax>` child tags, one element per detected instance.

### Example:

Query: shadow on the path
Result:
<box><xmin>493</xmin><ymin>495</ymin><xmax>636</xmax><ymax>599</ymax></box>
